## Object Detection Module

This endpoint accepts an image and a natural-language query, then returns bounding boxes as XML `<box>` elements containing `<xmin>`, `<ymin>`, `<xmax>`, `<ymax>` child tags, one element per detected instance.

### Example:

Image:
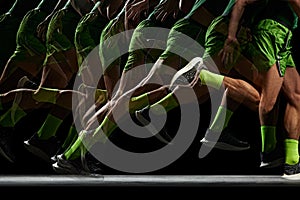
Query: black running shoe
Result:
<box><xmin>52</xmin><ymin>153</ymin><xmax>102</xmax><ymax>176</ymax></box>
<box><xmin>0</xmin><ymin>126</ymin><xmax>16</xmax><ymax>163</ymax></box>
<box><xmin>135</xmin><ymin>106</ymin><xmax>173</xmax><ymax>144</ymax></box>
<box><xmin>50</xmin><ymin>146</ymin><xmax>65</xmax><ymax>163</ymax></box>
<box><xmin>260</xmin><ymin>145</ymin><xmax>284</xmax><ymax>168</ymax></box>
<box><xmin>283</xmin><ymin>162</ymin><xmax>300</xmax><ymax>177</ymax></box>
<box><xmin>85</xmin><ymin>152</ymin><xmax>103</xmax><ymax>174</ymax></box>
<box><xmin>24</xmin><ymin>133</ymin><xmax>61</xmax><ymax>163</ymax></box>
<box><xmin>51</xmin><ymin>154</ymin><xmax>58</xmax><ymax>163</ymax></box>
<box><xmin>200</xmin><ymin>128</ymin><xmax>250</xmax><ymax>151</ymax></box>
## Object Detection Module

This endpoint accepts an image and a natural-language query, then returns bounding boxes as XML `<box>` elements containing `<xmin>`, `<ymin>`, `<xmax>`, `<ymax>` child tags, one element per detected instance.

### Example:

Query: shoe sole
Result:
<box><xmin>52</xmin><ymin>162</ymin><xmax>78</xmax><ymax>175</ymax></box>
<box><xmin>282</xmin><ymin>173</ymin><xmax>300</xmax><ymax>180</ymax></box>
<box><xmin>53</xmin><ymin>163</ymin><xmax>101</xmax><ymax>176</ymax></box>
<box><xmin>260</xmin><ymin>158</ymin><xmax>284</xmax><ymax>168</ymax></box>
<box><xmin>135</xmin><ymin>110</ymin><xmax>173</xmax><ymax>144</ymax></box>
<box><xmin>53</xmin><ymin>159</ymin><xmax>96</xmax><ymax>176</ymax></box>
<box><xmin>53</xmin><ymin>154</ymin><xmax>85</xmax><ymax>175</ymax></box>
<box><xmin>169</xmin><ymin>57</ymin><xmax>203</xmax><ymax>89</ymax></box>
<box><xmin>24</xmin><ymin>141</ymin><xmax>52</xmax><ymax>163</ymax></box>
<box><xmin>200</xmin><ymin>138</ymin><xmax>250</xmax><ymax>151</ymax></box>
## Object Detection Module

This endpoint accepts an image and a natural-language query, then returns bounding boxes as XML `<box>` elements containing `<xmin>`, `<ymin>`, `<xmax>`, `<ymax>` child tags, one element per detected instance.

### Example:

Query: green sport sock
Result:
<box><xmin>150</xmin><ymin>93</ymin><xmax>178</xmax><ymax>115</ymax></box>
<box><xmin>64</xmin><ymin>137</ymin><xmax>84</xmax><ymax>160</ymax></box>
<box><xmin>199</xmin><ymin>69</ymin><xmax>224</xmax><ymax>90</ymax></box>
<box><xmin>130</xmin><ymin>93</ymin><xmax>149</xmax><ymax>113</ymax></box>
<box><xmin>94</xmin><ymin>116</ymin><xmax>118</xmax><ymax>139</ymax></box>
<box><xmin>32</xmin><ymin>88</ymin><xmax>58</xmax><ymax>104</ymax></box>
<box><xmin>65</xmin><ymin>117</ymin><xmax>118</xmax><ymax>160</ymax></box>
<box><xmin>11</xmin><ymin>102</ymin><xmax>27</xmax><ymax>126</ymax></box>
<box><xmin>209</xmin><ymin>106</ymin><xmax>233</xmax><ymax>132</ymax></box>
<box><xmin>284</xmin><ymin>139</ymin><xmax>299</xmax><ymax>165</ymax></box>
<box><xmin>95</xmin><ymin>89</ymin><xmax>108</xmax><ymax>105</ymax></box>
<box><xmin>261</xmin><ymin>125</ymin><xmax>277</xmax><ymax>153</ymax></box>
<box><xmin>37</xmin><ymin>114</ymin><xmax>63</xmax><ymax>140</ymax></box>
<box><xmin>0</xmin><ymin>109</ymin><xmax>15</xmax><ymax>127</ymax></box>
<box><xmin>0</xmin><ymin>104</ymin><xmax>26</xmax><ymax>128</ymax></box>
<box><xmin>61</xmin><ymin>125</ymin><xmax>78</xmax><ymax>151</ymax></box>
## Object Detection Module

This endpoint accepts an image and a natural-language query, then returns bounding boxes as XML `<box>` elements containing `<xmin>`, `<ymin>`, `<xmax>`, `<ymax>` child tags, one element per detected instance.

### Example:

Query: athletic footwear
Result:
<box><xmin>24</xmin><ymin>133</ymin><xmax>61</xmax><ymax>163</ymax></box>
<box><xmin>260</xmin><ymin>145</ymin><xmax>284</xmax><ymax>168</ymax></box>
<box><xmin>50</xmin><ymin>146</ymin><xmax>65</xmax><ymax>163</ymax></box>
<box><xmin>52</xmin><ymin>153</ymin><xmax>102</xmax><ymax>176</ymax></box>
<box><xmin>283</xmin><ymin>162</ymin><xmax>300</xmax><ymax>177</ymax></box>
<box><xmin>169</xmin><ymin>57</ymin><xmax>206</xmax><ymax>89</ymax></box>
<box><xmin>200</xmin><ymin>128</ymin><xmax>250</xmax><ymax>151</ymax></box>
<box><xmin>51</xmin><ymin>154</ymin><xmax>58</xmax><ymax>163</ymax></box>
<box><xmin>0</xmin><ymin>126</ymin><xmax>16</xmax><ymax>163</ymax></box>
<box><xmin>135</xmin><ymin>106</ymin><xmax>173</xmax><ymax>144</ymax></box>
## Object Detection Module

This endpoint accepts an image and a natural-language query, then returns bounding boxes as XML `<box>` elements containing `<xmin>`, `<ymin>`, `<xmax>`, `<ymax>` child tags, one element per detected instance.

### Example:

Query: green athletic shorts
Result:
<box><xmin>204</xmin><ymin>16</ymin><xmax>252</xmax><ymax>71</ymax></box>
<box><xmin>124</xmin><ymin>18</ymin><xmax>168</xmax><ymax>72</ymax></box>
<box><xmin>249</xmin><ymin>19</ymin><xmax>295</xmax><ymax>76</ymax></box>
<box><xmin>45</xmin><ymin>7</ymin><xmax>80</xmax><ymax>62</ymax></box>
<box><xmin>159</xmin><ymin>17</ymin><xmax>207</xmax><ymax>63</ymax></box>
<box><xmin>75</xmin><ymin>12</ymin><xmax>108</xmax><ymax>67</ymax></box>
<box><xmin>99</xmin><ymin>14</ymin><xmax>126</xmax><ymax>71</ymax></box>
<box><xmin>12</xmin><ymin>9</ymin><xmax>47</xmax><ymax>61</ymax></box>
<box><xmin>123</xmin><ymin>12</ymin><xmax>183</xmax><ymax>72</ymax></box>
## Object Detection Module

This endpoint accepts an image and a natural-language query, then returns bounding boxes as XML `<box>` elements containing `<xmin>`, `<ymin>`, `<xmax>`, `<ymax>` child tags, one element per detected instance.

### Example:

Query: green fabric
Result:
<box><xmin>203</xmin><ymin>16</ymin><xmax>252</xmax><ymax>70</ymax></box>
<box><xmin>65</xmin><ymin>116</ymin><xmax>118</xmax><ymax>160</ymax></box>
<box><xmin>260</xmin><ymin>125</ymin><xmax>277</xmax><ymax>153</ymax></box>
<box><xmin>185</xmin><ymin>0</ymin><xmax>207</xmax><ymax>19</ymax></box>
<box><xmin>0</xmin><ymin>109</ymin><xmax>15</xmax><ymax>127</ymax></box>
<box><xmin>130</xmin><ymin>93</ymin><xmax>149</xmax><ymax>113</ymax></box>
<box><xmin>95</xmin><ymin>89</ymin><xmax>108</xmax><ymax>106</ymax></box>
<box><xmin>61</xmin><ymin>125</ymin><xmax>78</xmax><ymax>151</ymax></box>
<box><xmin>254</xmin><ymin>0</ymin><xmax>298</xmax><ymax>31</ymax></box>
<box><xmin>123</xmin><ymin>18</ymin><xmax>163</xmax><ymax>71</ymax></box>
<box><xmin>221</xmin><ymin>0</ymin><xmax>236</xmax><ymax>16</ymax></box>
<box><xmin>75</xmin><ymin>11</ymin><xmax>108</xmax><ymax>67</ymax></box>
<box><xmin>99</xmin><ymin>14</ymin><xmax>125</xmax><ymax>71</ymax></box>
<box><xmin>209</xmin><ymin>106</ymin><xmax>233</xmax><ymax>132</ymax></box>
<box><xmin>249</xmin><ymin>19</ymin><xmax>295</xmax><ymax>76</ymax></box>
<box><xmin>32</xmin><ymin>88</ymin><xmax>58</xmax><ymax>104</ymax></box>
<box><xmin>150</xmin><ymin>93</ymin><xmax>178</xmax><ymax>115</ymax></box>
<box><xmin>221</xmin><ymin>0</ymin><xmax>267</xmax><ymax>26</ymax></box>
<box><xmin>5</xmin><ymin>9</ymin><xmax>48</xmax><ymax>78</ymax></box>
<box><xmin>45</xmin><ymin>6</ymin><xmax>80</xmax><ymax>61</ymax></box>
<box><xmin>72</xmin><ymin>117</ymin><xmax>117</xmax><ymax>152</ymax></box>
<box><xmin>11</xmin><ymin>102</ymin><xmax>27</xmax><ymax>127</ymax></box>
<box><xmin>37</xmin><ymin>114</ymin><xmax>63</xmax><ymax>140</ymax></box>
<box><xmin>93</xmin><ymin>116</ymin><xmax>117</xmax><ymax>139</ymax></box>
<box><xmin>0</xmin><ymin>104</ymin><xmax>26</xmax><ymax>127</ymax></box>
<box><xmin>186</xmin><ymin>0</ymin><xmax>233</xmax><ymax>19</ymax></box>
<box><xmin>159</xmin><ymin>18</ymin><xmax>207</xmax><ymax>61</ymax></box>
<box><xmin>199</xmin><ymin>69</ymin><xmax>224</xmax><ymax>90</ymax></box>
<box><xmin>64</xmin><ymin>135</ymin><xmax>84</xmax><ymax>160</ymax></box>
<box><xmin>124</xmin><ymin>2</ymin><xmax>181</xmax><ymax>72</ymax></box>
<box><xmin>13</xmin><ymin>9</ymin><xmax>47</xmax><ymax>59</ymax></box>
<box><xmin>284</xmin><ymin>139</ymin><xmax>299</xmax><ymax>165</ymax></box>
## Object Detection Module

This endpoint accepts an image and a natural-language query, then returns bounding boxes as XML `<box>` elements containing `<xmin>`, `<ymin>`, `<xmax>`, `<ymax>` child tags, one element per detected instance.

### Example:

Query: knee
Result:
<box><xmin>260</xmin><ymin>97</ymin><xmax>278</xmax><ymax>114</ymax></box>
